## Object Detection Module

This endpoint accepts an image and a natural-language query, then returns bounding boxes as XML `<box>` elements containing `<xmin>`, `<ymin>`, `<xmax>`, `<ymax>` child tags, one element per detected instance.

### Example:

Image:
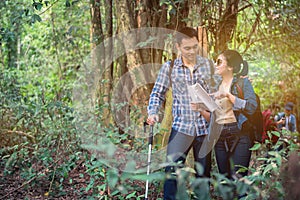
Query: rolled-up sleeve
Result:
<box><xmin>233</xmin><ymin>78</ymin><xmax>257</xmax><ymax>115</ymax></box>
<box><xmin>233</xmin><ymin>97</ymin><xmax>246</xmax><ymax>110</ymax></box>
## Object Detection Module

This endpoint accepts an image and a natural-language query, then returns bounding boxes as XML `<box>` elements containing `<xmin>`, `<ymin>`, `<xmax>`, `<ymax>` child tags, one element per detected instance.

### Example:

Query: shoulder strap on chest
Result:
<box><xmin>235</xmin><ymin>78</ymin><xmax>244</xmax><ymax>99</ymax></box>
<box><xmin>168</xmin><ymin>60</ymin><xmax>174</xmax><ymax>88</ymax></box>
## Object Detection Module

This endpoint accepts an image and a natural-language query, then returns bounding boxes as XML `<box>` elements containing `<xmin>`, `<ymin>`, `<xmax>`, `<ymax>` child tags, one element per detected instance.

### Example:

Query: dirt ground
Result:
<box><xmin>0</xmin><ymin>158</ymin><xmax>162</xmax><ymax>200</ymax></box>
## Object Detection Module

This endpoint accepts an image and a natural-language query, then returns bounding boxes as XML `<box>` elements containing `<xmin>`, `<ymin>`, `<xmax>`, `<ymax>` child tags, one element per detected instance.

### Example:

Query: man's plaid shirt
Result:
<box><xmin>148</xmin><ymin>56</ymin><xmax>219</xmax><ymax>136</ymax></box>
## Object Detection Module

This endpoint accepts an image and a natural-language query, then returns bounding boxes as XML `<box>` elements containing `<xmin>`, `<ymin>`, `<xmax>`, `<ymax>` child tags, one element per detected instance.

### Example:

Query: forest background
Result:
<box><xmin>0</xmin><ymin>0</ymin><xmax>299</xmax><ymax>199</ymax></box>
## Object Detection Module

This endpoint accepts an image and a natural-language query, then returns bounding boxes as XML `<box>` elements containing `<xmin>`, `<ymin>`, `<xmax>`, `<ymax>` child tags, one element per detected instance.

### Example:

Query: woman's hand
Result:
<box><xmin>212</xmin><ymin>91</ymin><xmax>229</xmax><ymax>99</ymax></box>
<box><xmin>211</xmin><ymin>91</ymin><xmax>236</xmax><ymax>104</ymax></box>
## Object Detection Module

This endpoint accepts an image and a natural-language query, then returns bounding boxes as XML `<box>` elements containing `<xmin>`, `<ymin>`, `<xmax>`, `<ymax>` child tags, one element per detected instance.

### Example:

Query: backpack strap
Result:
<box><xmin>168</xmin><ymin>60</ymin><xmax>174</xmax><ymax>89</ymax></box>
<box><xmin>235</xmin><ymin>78</ymin><xmax>244</xmax><ymax>99</ymax></box>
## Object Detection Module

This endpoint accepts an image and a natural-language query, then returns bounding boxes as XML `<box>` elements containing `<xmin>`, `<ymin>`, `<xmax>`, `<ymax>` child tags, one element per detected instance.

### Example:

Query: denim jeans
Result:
<box><xmin>214</xmin><ymin>123</ymin><xmax>252</xmax><ymax>178</ymax></box>
<box><xmin>163</xmin><ymin>129</ymin><xmax>211</xmax><ymax>200</ymax></box>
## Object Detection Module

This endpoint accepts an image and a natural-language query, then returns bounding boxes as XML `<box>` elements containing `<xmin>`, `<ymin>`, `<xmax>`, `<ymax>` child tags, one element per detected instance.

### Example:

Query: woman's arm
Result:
<box><xmin>239</xmin><ymin>78</ymin><xmax>257</xmax><ymax>115</ymax></box>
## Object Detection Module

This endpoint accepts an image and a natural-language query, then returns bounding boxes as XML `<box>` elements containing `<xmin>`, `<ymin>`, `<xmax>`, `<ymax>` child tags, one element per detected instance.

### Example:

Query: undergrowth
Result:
<box><xmin>0</xmin><ymin>67</ymin><xmax>299</xmax><ymax>200</ymax></box>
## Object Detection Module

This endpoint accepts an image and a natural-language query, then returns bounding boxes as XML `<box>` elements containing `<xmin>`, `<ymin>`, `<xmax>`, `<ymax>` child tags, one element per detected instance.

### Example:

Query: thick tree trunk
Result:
<box><xmin>215</xmin><ymin>0</ymin><xmax>239</xmax><ymax>53</ymax></box>
<box><xmin>102</xmin><ymin>0</ymin><xmax>113</xmax><ymax>125</ymax></box>
<box><xmin>114</xmin><ymin>0</ymin><xmax>142</xmax><ymax>132</ymax></box>
<box><xmin>90</xmin><ymin>0</ymin><xmax>112</xmax><ymax>125</ymax></box>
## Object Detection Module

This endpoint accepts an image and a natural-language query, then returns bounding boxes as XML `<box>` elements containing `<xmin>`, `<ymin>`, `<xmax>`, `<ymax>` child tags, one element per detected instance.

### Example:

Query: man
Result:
<box><xmin>147</xmin><ymin>27</ymin><xmax>216</xmax><ymax>200</ymax></box>
<box><xmin>276</xmin><ymin>102</ymin><xmax>297</xmax><ymax>132</ymax></box>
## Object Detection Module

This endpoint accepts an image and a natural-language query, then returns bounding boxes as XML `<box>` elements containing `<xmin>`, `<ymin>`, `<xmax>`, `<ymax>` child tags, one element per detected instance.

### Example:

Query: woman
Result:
<box><xmin>212</xmin><ymin>50</ymin><xmax>257</xmax><ymax>179</ymax></box>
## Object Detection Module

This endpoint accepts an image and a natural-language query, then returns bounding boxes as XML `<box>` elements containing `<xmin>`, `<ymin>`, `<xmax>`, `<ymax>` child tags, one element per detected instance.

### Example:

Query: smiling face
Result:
<box><xmin>215</xmin><ymin>54</ymin><xmax>233</xmax><ymax>76</ymax></box>
<box><xmin>176</xmin><ymin>37</ymin><xmax>199</xmax><ymax>65</ymax></box>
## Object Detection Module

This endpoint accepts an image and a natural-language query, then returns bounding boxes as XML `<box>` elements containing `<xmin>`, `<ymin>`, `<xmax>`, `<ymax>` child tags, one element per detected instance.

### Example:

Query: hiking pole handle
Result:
<box><xmin>144</xmin><ymin>122</ymin><xmax>154</xmax><ymax>145</ymax></box>
<box><xmin>149</xmin><ymin>125</ymin><xmax>153</xmax><ymax>145</ymax></box>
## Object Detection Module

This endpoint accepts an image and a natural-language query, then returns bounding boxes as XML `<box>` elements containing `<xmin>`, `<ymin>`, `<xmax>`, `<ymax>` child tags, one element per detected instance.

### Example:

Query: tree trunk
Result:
<box><xmin>114</xmin><ymin>0</ymin><xmax>142</xmax><ymax>132</ymax></box>
<box><xmin>90</xmin><ymin>0</ymin><xmax>112</xmax><ymax>125</ymax></box>
<box><xmin>102</xmin><ymin>0</ymin><xmax>113</xmax><ymax>125</ymax></box>
<box><xmin>214</xmin><ymin>0</ymin><xmax>240</xmax><ymax>53</ymax></box>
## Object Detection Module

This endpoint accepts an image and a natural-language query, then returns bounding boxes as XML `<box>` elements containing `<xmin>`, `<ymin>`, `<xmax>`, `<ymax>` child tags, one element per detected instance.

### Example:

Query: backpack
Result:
<box><xmin>262</xmin><ymin>109</ymin><xmax>279</xmax><ymax>144</ymax></box>
<box><xmin>235</xmin><ymin>78</ymin><xmax>263</xmax><ymax>143</ymax></box>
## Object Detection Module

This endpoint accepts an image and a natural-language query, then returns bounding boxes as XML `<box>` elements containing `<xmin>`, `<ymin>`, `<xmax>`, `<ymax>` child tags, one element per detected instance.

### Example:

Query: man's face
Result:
<box><xmin>284</xmin><ymin>109</ymin><xmax>291</xmax><ymax>116</ymax></box>
<box><xmin>176</xmin><ymin>37</ymin><xmax>199</xmax><ymax>64</ymax></box>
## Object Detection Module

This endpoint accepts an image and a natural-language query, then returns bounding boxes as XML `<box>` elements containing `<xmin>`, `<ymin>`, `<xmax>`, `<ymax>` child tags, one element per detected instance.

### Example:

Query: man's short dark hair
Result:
<box><xmin>176</xmin><ymin>27</ymin><xmax>198</xmax><ymax>44</ymax></box>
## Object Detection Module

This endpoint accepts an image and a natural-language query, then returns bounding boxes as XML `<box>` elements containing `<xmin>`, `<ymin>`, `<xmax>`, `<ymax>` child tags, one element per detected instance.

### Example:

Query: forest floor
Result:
<box><xmin>1</xmin><ymin>147</ymin><xmax>300</xmax><ymax>199</ymax></box>
<box><xmin>0</xmin><ymin>156</ymin><xmax>162</xmax><ymax>200</ymax></box>
<box><xmin>0</xmin><ymin>159</ymin><xmax>92</xmax><ymax>199</ymax></box>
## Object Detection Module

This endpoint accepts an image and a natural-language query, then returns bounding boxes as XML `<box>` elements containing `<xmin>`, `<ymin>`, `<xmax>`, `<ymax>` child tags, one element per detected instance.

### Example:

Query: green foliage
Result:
<box><xmin>229</xmin><ymin>0</ymin><xmax>300</xmax><ymax>111</ymax></box>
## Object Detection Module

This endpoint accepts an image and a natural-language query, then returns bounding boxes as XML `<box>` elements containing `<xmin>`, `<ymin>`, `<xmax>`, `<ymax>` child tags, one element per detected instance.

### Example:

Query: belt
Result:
<box><xmin>223</xmin><ymin>122</ymin><xmax>238</xmax><ymax>127</ymax></box>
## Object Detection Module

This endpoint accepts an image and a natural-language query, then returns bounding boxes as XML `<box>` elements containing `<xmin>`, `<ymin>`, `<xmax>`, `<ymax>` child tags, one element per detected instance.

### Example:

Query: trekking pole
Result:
<box><xmin>144</xmin><ymin>122</ymin><xmax>154</xmax><ymax>200</ymax></box>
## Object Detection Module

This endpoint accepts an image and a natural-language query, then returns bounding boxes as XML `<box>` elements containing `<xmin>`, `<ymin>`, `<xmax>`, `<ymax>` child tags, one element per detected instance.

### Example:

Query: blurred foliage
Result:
<box><xmin>232</xmin><ymin>0</ymin><xmax>300</xmax><ymax>110</ymax></box>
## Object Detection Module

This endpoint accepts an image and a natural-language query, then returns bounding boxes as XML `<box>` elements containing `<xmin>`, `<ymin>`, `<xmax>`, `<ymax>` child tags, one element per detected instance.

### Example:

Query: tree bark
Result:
<box><xmin>215</xmin><ymin>0</ymin><xmax>240</xmax><ymax>53</ymax></box>
<box><xmin>90</xmin><ymin>0</ymin><xmax>112</xmax><ymax>125</ymax></box>
<box><xmin>114</xmin><ymin>0</ymin><xmax>142</xmax><ymax>132</ymax></box>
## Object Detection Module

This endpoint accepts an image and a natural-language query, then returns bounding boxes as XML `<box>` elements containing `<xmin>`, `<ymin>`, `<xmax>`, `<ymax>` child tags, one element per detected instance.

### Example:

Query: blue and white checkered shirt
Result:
<box><xmin>148</xmin><ymin>56</ymin><xmax>218</xmax><ymax>136</ymax></box>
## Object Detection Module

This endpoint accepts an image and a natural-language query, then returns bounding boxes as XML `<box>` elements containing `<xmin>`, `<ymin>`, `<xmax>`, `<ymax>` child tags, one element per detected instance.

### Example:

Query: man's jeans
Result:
<box><xmin>163</xmin><ymin>129</ymin><xmax>211</xmax><ymax>200</ymax></box>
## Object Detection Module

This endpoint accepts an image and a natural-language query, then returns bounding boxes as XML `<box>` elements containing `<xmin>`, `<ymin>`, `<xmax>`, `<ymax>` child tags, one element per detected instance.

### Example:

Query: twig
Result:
<box><xmin>0</xmin><ymin>174</ymin><xmax>39</xmax><ymax>200</ymax></box>
<box><xmin>47</xmin><ymin>134</ymin><xmax>62</xmax><ymax>194</ymax></box>
<box><xmin>2</xmin><ymin>130</ymin><xmax>35</xmax><ymax>142</ymax></box>
<box><xmin>38</xmin><ymin>0</ymin><xmax>60</xmax><ymax>16</ymax></box>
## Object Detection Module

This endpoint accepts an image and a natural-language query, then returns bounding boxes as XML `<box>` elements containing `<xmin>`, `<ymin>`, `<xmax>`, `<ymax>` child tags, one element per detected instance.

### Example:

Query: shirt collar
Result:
<box><xmin>174</xmin><ymin>55</ymin><xmax>207</xmax><ymax>70</ymax></box>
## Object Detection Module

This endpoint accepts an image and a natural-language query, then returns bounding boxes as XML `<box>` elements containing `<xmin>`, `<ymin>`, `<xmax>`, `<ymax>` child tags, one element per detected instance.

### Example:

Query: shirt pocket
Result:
<box><xmin>173</xmin><ymin>75</ymin><xmax>187</xmax><ymax>94</ymax></box>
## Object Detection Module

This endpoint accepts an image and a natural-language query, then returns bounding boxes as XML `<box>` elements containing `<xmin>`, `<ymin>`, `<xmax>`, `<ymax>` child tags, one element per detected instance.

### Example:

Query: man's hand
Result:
<box><xmin>190</xmin><ymin>103</ymin><xmax>207</xmax><ymax>112</ymax></box>
<box><xmin>277</xmin><ymin>117</ymin><xmax>286</xmax><ymax>125</ymax></box>
<box><xmin>147</xmin><ymin>114</ymin><xmax>159</xmax><ymax>125</ymax></box>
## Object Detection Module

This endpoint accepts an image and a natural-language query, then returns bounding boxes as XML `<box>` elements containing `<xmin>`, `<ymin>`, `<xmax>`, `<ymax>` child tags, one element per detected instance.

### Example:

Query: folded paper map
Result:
<box><xmin>187</xmin><ymin>83</ymin><xmax>219</xmax><ymax>112</ymax></box>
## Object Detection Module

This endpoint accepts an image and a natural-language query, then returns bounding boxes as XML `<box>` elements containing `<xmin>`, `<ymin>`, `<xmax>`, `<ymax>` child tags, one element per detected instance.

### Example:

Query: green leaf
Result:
<box><xmin>32</xmin><ymin>14</ymin><xmax>42</xmax><ymax>23</ymax></box>
<box><xmin>124</xmin><ymin>160</ymin><xmax>136</xmax><ymax>172</ymax></box>
<box><xmin>107</xmin><ymin>169</ymin><xmax>119</xmax><ymax>188</ymax></box>
<box><xmin>126</xmin><ymin>191</ymin><xmax>137</xmax><ymax>199</ymax></box>
<box><xmin>66</xmin><ymin>0</ymin><xmax>71</xmax><ymax>7</ymax></box>
<box><xmin>250</xmin><ymin>143</ymin><xmax>261</xmax><ymax>151</ymax></box>
<box><xmin>268</xmin><ymin>151</ymin><xmax>279</xmax><ymax>157</ymax></box>
<box><xmin>33</xmin><ymin>2</ymin><xmax>43</xmax><ymax>10</ymax></box>
<box><xmin>263</xmin><ymin>163</ymin><xmax>274</xmax><ymax>176</ymax></box>
<box><xmin>271</xmin><ymin>131</ymin><xmax>281</xmax><ymax>137</ymax></box>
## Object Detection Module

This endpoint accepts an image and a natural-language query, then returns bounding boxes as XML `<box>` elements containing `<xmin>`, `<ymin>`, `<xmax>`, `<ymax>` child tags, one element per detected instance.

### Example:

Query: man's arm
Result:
<box><xmin>291</xmin><ymin>115</ymin><xmax>297</xmax><ymax>132</ymax></box>
<box><xmin>147</xmin><ymin>62</ymin><xmax>171</xmax><ymax>124</ymax></box>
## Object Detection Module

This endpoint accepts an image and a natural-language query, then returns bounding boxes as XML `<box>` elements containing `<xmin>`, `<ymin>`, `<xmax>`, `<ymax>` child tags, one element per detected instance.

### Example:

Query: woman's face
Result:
<box><xmin>215</xmin><ymin>54</ymin><xmax>232</xmax><ymax>76</ymax></box>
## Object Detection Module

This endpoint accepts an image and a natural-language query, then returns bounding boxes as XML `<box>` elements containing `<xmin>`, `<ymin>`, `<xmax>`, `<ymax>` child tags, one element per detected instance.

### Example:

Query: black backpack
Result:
<box><xmin>235</xmin><ymin>78</ymin><xmax>263</xmax><ymax>143</ymax></box>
